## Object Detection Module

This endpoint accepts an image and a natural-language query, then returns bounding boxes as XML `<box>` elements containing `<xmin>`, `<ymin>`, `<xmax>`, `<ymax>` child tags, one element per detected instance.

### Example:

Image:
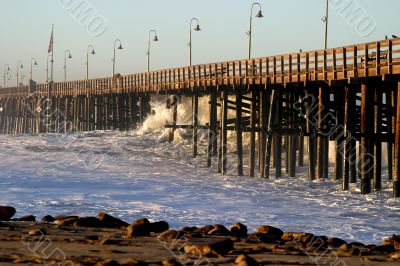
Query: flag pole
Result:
<box><xmin>50</xmin><ymin>24</ymin><xmax>54</xmax><ymax>82</ymax></box>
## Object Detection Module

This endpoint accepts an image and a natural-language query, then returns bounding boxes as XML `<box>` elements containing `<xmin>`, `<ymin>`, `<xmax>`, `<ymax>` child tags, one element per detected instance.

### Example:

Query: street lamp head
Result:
<box><xmin>91</xmin><ymin>49</ymin><xmax>95</xmax><ymax>55</ymax></box>
<box><xmin>34</xmin><ymin>61</ymin><xmax>38</xmax><ymax>66</ymax></box>
<box><xmin>194</xmin><ymin>24</ymin><xmax>201</xmax><ymax>31</ymax></box>
<box><xmin>68</xmin><ymin>54</ymin><xmax>72</xmax><ymax>59</ymax></box>
<box><xmin>7</xmin><ymin>67</ymin><xmax>10</xmax><ymax>71</ymax></box>
<box><xmin>118</xmin><ymin>44</ymin><xmax>123</xmax><ymax>50</ymax></box>
<box><xmin>20</xmin><ymin>64</ymin><xmax>23</xmax><ymax>69</ymax></box>
<box><xmin>153</xmin><ymin>35</ymin><xmax>159</xmax><ymax>42</ymax></box>
<box><xmin>256</xmin><ymin>9</ymin><xmax>263</xmax><ymax>18</ymax></box>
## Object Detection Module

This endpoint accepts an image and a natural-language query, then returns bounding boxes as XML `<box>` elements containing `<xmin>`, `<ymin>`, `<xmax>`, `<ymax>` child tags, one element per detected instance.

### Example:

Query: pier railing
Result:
<box><xmin>2</xmin><ymin>38</ymin><xmax>400</xmax><ymax>98</ymax></box>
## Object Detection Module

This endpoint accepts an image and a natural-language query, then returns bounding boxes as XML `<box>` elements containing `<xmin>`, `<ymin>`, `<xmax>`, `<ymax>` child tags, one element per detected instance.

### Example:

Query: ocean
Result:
<box><xmin>0</xmin><ymin>99</ymin><xmax>399</xmax><ymax>244</ymax></box>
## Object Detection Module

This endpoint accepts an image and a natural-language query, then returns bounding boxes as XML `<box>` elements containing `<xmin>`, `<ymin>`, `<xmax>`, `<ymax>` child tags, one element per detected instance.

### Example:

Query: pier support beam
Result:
<box><xmin>264</xmin><ymin>88</ymin><xmax>276</xmax><ymax>179</ymax></box>
<box><xmin>249</xmin><ymin>87</ymin><xmax>257</xmax><ymax>177</ymax></box>
<box><xmin>305</xmin><ymin>88</ymin><xmax>317</xmax><ymax>180</ymax></box>
<box><xmin>259</xmin><ymin>87</ymin><xmax>267</xmax><ymax>178</ymax></box>
<box><xmin>374</xmin><ymin>86</ymin><xmax>382</xmax><ymax>190</ymax></box>
<box><xmin>236</xmin><ymin>87</ymin><xmax>244</xmax><ymax>176</ymax></box>
<box><xmin>343</xmin><ymin>86</ymin><xmax>353</xmax><ymax>190</ymax></box>
<box><xmin>316</xmin><ymin>86</ymin><xmax>326</xmax><ymax>179</ymax></box>
<box><xmin>273</xmin><ymin>89</ymin><xmax>282</xmax><ymax>178</ymax></box>
<box><xmin>207</xmin><ymin>89</ymin><xmax>218</xmax><ymax>168</ymax></box>
<box><xmin>394</xmin><ymin>81</ymin><xmax>400</xmax><ymax>197</ymax></box>
<box><xmin>360</xmin><ymin>83</ymin><xmax>373</xmax><ymax>195</ymax></box>
<box><xmin>192</xmin><ymin>92</ymin><xmax>199</xmax><ymax>158</ymax></box>
<box><xmin>335</xmin><ymin>88</ymin><xmax>345</xmax><ymax>181</ymax></box>
<box><xmin>218</xmin><ymin>88</ymin><xmax>228</xmax><ymax>175</ymax></box>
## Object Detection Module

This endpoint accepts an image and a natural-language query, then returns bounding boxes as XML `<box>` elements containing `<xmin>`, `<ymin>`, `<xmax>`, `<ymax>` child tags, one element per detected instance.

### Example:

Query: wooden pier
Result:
<box><xmin>1</xmin><ymin>38</ymin><xmax>400</xmax><ymax>197</ymax></box>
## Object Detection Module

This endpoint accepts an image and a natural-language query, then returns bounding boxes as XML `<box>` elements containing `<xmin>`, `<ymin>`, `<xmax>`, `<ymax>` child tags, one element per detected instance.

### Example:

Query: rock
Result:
<box><xmin>179</xmin><ymin>227</ymin><xmax>198</xmax><ymax>233</ymax></box>
<box><xmin>383</xmin><ymin>235</ymin><xmax>400</xmax><ymax>251</ymax></box>
<box><xmin>100</xmin><ymin>238</ymin><xmax>122</xmax><ymax>245</ymax></box>
<box><xmin>133</xmin><ymin>218</ymin><xmax>150</xmax><ymax>225</ymax></box>
<box><xmin>126</xmin><ymin>219</ymin><xmax>151</xmax><ymax>237</ymax></box>
<box><xmin>184</xmin><ymin>238</ymin><xmax>234</xmax><ymax>256</ymax></box>
<box><xmin>230</xmin><ymin>223</ymin><xmax>248</xmax><ymax>238</ymax></box>
<box><xmin>95</xmin><ymin>259</ymin><xmax>121</xmax><ymax>266</ymax></box>
<box><xmin>327</xmin><ymin>237</ymin><xmax>347</xmax><ymax>248</ymax></box>
<box><xmin>73</xmin><ymin>217</ymin><xmax>104</xmax><ymax>228</ymax></box>
<box><xmin>162</xmin><ymin>258</ymin><xmax>181</xmax><ymax>266</ymax></box>
<box><xmin>256</xmin><ymin>225</ymin><xmax>283</xmax><ymax>239</ymax></box>
<box><xmin>208</xmin><ymin>225</ymin><xmax>231</xmax><ymax>236</ymax></box>
<box><xmin>349</xmin><ymin>242</ymin><xmax>365</xmax><ymax>248</ymax></box>
<box><xmin>235</xmin><ymin>254</ymin><xmax>259</xmax><ymax>266</ymax></box>
<box><xmin>281</xmin><ymin>232</ymin><xmax>315</xmax><ymax>243</ymax></box>
<box><xmin>54</xmin><ymin>215</ymin><xmax>79</xmax><ymax>220</ymax></box>
<box><xmin>120</xmin><ymin>258</ymin><xmax>147</xmax><ymax>266</ymax></box>
<box><xmin>194</xmin><ymin>225</ymin><xmax>214</xmax><ymax>234</ymax></box>
<box><xmin>85</xmin><ymin>235</ymin><xmax>99</xmax><ymax>241</ymax></box>
<box><xmin>41</xmin><ymin>215</ymin><xmax>55</xmax><ymax>223</ymax></box>
<box><xmin>17</xmin><ymin>215</ymin><xmax>36</xmax><ymax>222</ymax></box>
<box><xmin>250</xmin><ymin>232</ymin><xmax>282</xmax><ymax>244</ymax></box>
<box><xmin>98</xmin><ymin>212</ymin><xmax>129</xmax><ymax>228</ymax></box>
<box><xmin>351</xmin><ymin>246</ymin><xmax>361</xmax><ymax>256</ymax></box>
<box><xmin>28</xmin><ymin>228</ymin><xmax>47</xmax><ymax>236</ymax></box>
<box><xmin>339</xmin><ymin>243</ymin><xmax>351</xmax><ymax>250</ymax></box>
<box><xmin>149</xmin><ymin>221</ymin><xmax>169</xmax><ymax>233</ymax></box>
<box><xmin>372</xmin><ymin>244</ymin><xmax>396</xmax><ymax>253</ymax></box>
<box><xmin>157</xmin><ymin>230</ymin><xmax>185</xmax><ymax>241</ymax></box>
<box><xmin>304</xmin><ymin>235</ymin><xmax>328</xmax><ymax>251</ymax></box>
<box><xmin>390</xmin><ymin>252</ymin><xmax>400</xmax><ymax>260</ymax></box>
<box><xmin>0</xmin><ymin>206</ymin><xmax>16</xmax><ymax>221</ymax></box>
<box><xmin>54</xmin><ymin>216</ymin><xmax>80</xmax><ymax>226</ymax></box>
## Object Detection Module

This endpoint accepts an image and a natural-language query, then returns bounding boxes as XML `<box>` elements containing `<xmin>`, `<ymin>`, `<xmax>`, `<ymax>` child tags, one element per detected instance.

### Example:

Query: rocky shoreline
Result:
<box><xmin>0</xmin><ymin>206</ymin><xmax>399</xmax><ymax>266</ymax></box>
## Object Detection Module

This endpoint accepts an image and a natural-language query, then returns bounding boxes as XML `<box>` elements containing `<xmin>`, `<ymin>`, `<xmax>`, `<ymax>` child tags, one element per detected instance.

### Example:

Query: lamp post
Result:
<box><xmin>86</xmin><ymin>45</ymin><xmax>95</xmax><ymax>80</ymax></box>
<box><xmin>322</xmin><ymin>0</ymin><xmax>329</xmax><ymax>49</ymax></box>
<box><xmin>64</xmin><ymin>50</ymin><xmax>72</xmax><ymax>82</ymax></box>
<box><xmin>3</xmin><ymin>64</ymin><xmax>10</xmax><ymax>88</ymax></box>
<box><xmin>16</xmin><ymin>61</ymin><xmax>23</xmax><ymax>87</ymax></box>
<box><xmin>147</xmin><ymin>30</ymin><xmax>159</xmax><ymax>72</ymax></box>
<box><xmin>30</xmin><ymin>58</ymin><xmax>38</xmax><ymax>80</ymax></box>
<box><xmin>248</xmin><ymin>3</ymin><xmax>263</xmax><ymax>59</ymax></box>
<box><xmin>189</xmin><ymin>18</ymin><xmax>201</xmax><ymax>66</ymax></box>
<box><xmin>46</xmin><ymin>54</ymin><xmax>52</xmax><ymax>82</ymax></box>
<box><xmin>112</xmin><ymin>39</ymin><xmax>123</xmax><ymax>77</ymax></box>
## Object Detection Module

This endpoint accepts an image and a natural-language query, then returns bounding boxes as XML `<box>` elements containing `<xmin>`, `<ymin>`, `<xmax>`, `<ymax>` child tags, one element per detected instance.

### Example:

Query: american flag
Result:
<box><xmin>48</xmin><ymin>26</ymin><xmax>54</xmax><ymax>54</ymax></box>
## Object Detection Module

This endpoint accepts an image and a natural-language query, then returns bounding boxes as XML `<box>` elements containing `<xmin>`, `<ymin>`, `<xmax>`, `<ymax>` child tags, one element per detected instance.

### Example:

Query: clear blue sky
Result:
<box><xmin>0</xmin><ymin>0</ymin><xmax>399</xmax><ymax>84</ymax></box>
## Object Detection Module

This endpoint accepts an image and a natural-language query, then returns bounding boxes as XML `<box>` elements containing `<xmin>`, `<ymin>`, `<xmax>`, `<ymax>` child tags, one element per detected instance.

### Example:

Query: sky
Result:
<box><xmin>0</xmin><ymin>0</ymin><xmax>399</xmax><ymax>85</ymax></box>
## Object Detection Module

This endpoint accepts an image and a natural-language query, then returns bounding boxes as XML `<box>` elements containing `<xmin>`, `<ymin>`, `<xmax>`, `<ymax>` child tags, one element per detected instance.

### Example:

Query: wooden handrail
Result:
<box><xmin>1</xmin><ymin>38</ymin><xmax>400</xmax><ymax>98</ymax></box>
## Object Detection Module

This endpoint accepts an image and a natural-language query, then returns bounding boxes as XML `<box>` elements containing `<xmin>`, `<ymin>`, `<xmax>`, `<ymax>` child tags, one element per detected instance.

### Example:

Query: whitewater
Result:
<box><xmin>0</xmin><ymin>99</ymin><xmax>399</xmax><ymax>245</ymax></box>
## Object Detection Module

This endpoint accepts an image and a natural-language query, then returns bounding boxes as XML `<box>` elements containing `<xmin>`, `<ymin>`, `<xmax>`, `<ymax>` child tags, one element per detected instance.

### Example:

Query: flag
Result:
<box><xmin>48</xmin><ymin>26</ymin><xmax>54</xmax><ymax>54</ymax></box>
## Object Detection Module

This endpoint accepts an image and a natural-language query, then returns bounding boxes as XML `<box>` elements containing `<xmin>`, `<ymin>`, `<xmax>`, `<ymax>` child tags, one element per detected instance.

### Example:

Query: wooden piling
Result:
<box><xmin>249</xmin><ymin>87</ymin><xmax>257</xmax><ymax>177</ymax></box>
<box><xmin>207</xmin><ymin>89</ymin><xmax>218</xmax><ymax>168</ymax></box>
<box><xmin>220</xmin><ymin>88</ymin><xmax>228</xmax><ymax>175</ymax></box>
<box><xmin>374</xmin><ymin>86</ymin><xmax>382</xmax><ymax>190</ymax></box>
<box><xmin>394</xmin><ymin>81</ymin><xmax>400</xmax><ymax>197</ymax></box>
<box><xmin>386</xmin><ymin>88</ymin><xmax>393</xmax><ymax>181</ymax></box>
<box><xmin>236</xmin><ymin>88</ymin><xmax>244</xmax><ymax>176</ymax></box>
<box><xmin>305</xmin><ymin>89</ymin><xmax>317</xmax><ymax>180</ymax></box>
<box><xmin>335</xmin><ymin>88</ymin><xmax>345</xmax><ymax>181</ymax></box>
<box><xmin>316</xmin><ymin>86</ymin><xmax>325</xmax><ymax>179</ymax></box>
<box><xmin>192</xmin><ymin>92</ymin><xmax>199</xmax><ymax>158</ymax></box>
<box><xmin>273</xmin><ymin>92</ymin><xmax>282</xmax><ymax>178</ymax></box>
<box><xmin>259</xmin><ymin>87</ymin><xmax>267</xmax><ymax>178</ymax></box>
<box><xmin>169</xmin><ymin>94</ymin><xmax>178</xmax><ymax>143</ymax></box>
<box><xmin>360</xmin><ymin>83</ymin><xmax>372</xmax><ymax>195</ymax></box>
